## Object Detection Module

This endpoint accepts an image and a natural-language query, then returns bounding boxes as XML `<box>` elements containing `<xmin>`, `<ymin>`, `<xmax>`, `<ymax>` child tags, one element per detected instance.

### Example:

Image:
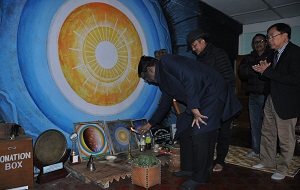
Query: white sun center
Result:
<box><xmin>96</xmin><ymin>41</ymin><xmax>118</xmax><ymax>69</ymax></box>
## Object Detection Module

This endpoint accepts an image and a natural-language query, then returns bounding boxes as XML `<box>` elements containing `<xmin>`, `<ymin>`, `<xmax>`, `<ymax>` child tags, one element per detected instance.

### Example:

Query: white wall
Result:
<box><xmin>239</xmin><ymin>16</ymin><xmax>300</xmax><ymax>55</ymax></box>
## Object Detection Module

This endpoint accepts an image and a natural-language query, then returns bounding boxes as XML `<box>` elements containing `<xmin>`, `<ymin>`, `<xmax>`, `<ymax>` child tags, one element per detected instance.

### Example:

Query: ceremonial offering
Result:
<box><xmin>145</xmin><ymin>131</ymin><xmax>152</xmax><ymax>150</ymax></box>
<box><xmin>126</xmin><ymin>126</ymin><xmax>133</xmax><ymax>161</ymax></box>
<box><xmin>105</xmin><ymin>155</ymin><xmax>117</xmax><ymax>163</ymax></box>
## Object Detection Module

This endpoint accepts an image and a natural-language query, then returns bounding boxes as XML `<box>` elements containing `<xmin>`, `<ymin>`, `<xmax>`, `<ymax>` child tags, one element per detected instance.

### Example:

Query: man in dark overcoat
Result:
<box><xmin>137</xmin><ymin>54</ymin><xmax>241</xmax><ymax>189</ymax></box>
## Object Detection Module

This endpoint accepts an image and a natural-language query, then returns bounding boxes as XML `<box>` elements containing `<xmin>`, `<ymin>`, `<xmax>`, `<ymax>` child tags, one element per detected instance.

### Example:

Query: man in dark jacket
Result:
<box><xmin>252</xmin><ymin>23</ymin><xmax>300</xmax><ymax>180</ymax></box>
<box><xmin>137</xmin><ymin>54</ymin><xmax>242</xmax><ymax>189</ymax></box>
<box><xmin>186</xmin><ymin>29</ymin><xmax>237</xmax><ymax>172</ymax></box>
<box><xmin>238</xmin><ymin>34</ymin><xmax>273</xmax><ymax>158</ymax></box>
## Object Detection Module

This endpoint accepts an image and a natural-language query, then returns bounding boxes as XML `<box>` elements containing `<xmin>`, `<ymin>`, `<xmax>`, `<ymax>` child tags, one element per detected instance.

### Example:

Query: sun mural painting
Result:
<box><xmin>48</xmin><ymin>1</ymin><xmax>146</xmax><ymax>116</ymax></box>
<box><xmin>17</xmin><ymin>0</ymin><xmax>170</xmax><ymax>136</ymax></box>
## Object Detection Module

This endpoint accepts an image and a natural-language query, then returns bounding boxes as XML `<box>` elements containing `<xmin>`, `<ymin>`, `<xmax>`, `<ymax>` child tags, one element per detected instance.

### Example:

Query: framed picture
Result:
<box><xmin>106</xmin><ymin>119</ymin><xmax>139</xmax><ymax>154</ymax></box>
<box><xmin>74</xmin><ymin>121</ymin><xmax>111</xmax><ymax>161</ymax></box>
<box><xmin>132</xmin><ymin>118</ymin><xmax>148</xmax><ymax>140</ymax></box>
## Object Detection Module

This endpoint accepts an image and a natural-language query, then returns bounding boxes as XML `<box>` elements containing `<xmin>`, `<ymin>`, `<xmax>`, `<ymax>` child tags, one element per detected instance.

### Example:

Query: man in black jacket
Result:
<box><xmin>186</xmin><ymin>29</ymin><xmax>237</xmax><ymax>172</ymax></box>
<box><xmin>137</xmin><ymin>54</ymin><xmax>242</xmax><ymax>189</ymax></box>
<box><xmin>238</xmin><ymin>34</ymin><xmax>273</xmax><ymax>158</ymax></box>
<box><xmin>252</xmin><ymin>23</ymin><xmax>300</xmax><ymax>180</ymax></box>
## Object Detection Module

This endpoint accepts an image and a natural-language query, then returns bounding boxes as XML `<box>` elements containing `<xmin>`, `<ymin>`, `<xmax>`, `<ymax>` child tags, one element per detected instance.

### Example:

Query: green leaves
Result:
<box><xmin>132</xmin><ymin>154</ymin><xmax>160</xmax><ymax>167</ymax></box>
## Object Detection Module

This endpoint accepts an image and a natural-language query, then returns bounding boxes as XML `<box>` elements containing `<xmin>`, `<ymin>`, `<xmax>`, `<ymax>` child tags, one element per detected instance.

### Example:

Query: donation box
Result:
<box><xmin>0</xmin><ymin>136</ymin><xmax>34</xmax><ymax>189</ymax></box>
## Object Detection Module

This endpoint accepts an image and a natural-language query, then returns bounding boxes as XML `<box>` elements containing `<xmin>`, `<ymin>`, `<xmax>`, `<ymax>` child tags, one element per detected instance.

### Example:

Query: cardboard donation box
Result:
<box><xmin>0</xmin><ymin>136</ymin><xmax>34</xmax><ymax>189</ymax></box>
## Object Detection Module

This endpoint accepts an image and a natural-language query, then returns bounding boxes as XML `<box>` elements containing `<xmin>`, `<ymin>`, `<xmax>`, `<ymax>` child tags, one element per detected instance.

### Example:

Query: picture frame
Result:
<box><xmin>105</xmin><ymin>119</ymin><xmax>139</xmax><ymax>155</ymax></box>
<box><xmin>74</xmin><ymin>120</ymin><xmax>111</xmax><ymax>161</ymax></box>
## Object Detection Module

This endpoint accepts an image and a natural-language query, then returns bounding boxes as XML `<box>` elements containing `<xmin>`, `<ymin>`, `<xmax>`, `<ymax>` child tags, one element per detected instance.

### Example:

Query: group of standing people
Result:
<box><xmin>239</xmin><ymin>23</ymin><xmax>300</xmax><ymax>181</ymax></box>
<box><xmin>137</xmin><ymin>22</ymin><xmax>300</xmax><ymax>190</ymax></box>
<box><xmin>250</xmin><ymin>23</ymin><xmax>300</xmax><ymax>180</ymax></box>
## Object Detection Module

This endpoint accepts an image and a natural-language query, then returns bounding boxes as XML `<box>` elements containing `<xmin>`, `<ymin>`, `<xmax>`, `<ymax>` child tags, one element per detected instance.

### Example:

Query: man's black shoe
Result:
<box><xmin>179</xmin><ymin>179</ymin><xmax>204</xmax><ymax>190</ymax></box>
<box><xmin>172</xmin><ymin>171</ymin><xmax>192</xmax><ymax>177</ymax></box>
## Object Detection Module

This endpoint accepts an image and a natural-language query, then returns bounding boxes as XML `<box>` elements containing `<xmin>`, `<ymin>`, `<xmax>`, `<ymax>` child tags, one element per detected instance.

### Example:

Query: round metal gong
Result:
<box><xmin>34</xmin><ymin>129</ymin><xmax>67</xmax><ymax>165</ymax></box>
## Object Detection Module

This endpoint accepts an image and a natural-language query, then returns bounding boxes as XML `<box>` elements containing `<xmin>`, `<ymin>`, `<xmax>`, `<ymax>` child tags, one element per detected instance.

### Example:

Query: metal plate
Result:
<box><xmin>34</xmin><ymin>129</ymin><xmax>67</xmax><ymax>165</ymax></box>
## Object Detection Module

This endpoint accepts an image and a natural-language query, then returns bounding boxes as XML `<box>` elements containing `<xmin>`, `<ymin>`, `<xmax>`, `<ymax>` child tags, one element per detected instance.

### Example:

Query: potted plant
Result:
<box><xmin>131</xmin><ymin>154</ymin><xmax>161</xmax><ymax>188</ymax></box>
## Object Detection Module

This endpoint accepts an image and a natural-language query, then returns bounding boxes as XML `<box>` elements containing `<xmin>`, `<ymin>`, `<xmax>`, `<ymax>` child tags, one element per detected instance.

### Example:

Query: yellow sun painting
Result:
<box><xmin>58</xmin><ymin>2</ymin><xmax>142</xmax><ymax>106</ymax></box>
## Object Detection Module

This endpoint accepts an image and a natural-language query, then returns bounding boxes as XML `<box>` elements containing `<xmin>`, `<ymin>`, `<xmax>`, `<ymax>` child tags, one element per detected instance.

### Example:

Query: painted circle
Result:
<box><xmin>114</xmin><ymin>127</ymin><xmax>129</xmax><ymax>146</ymax></box>
<box><xmin>83</xmin><ymin>127</ymin><xmax>103</xmax><ymax>152</ymax></box>
<box><xmin>50</xmin><ymin>1</ymin><xmax>145</xmax><ymax>113</ymax></box>
<box><xmin>96</xmin><ymin>41</ymin><xmax>118</xmax><ymax>69</ymax></box>
<box><xmin>78</xmin><ymin>124</ymin><xmax>109</xmax><ymax>155</ymax></box>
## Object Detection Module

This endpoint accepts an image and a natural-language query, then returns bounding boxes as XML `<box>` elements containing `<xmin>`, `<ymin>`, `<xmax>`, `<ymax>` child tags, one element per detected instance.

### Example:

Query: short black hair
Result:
<box><xmin>252</xmin><ymin>33</ymin><xmax>267</xmax><ymax>42</ymax></box>
<box><xmin>251</xmin><ymin>33</ymin><xmax>268</xmax><ymax>50</ymax></box>
<box><xmin>267</xmin><ymin>23</ymin><xmax>291</xmax><ymax>39</ymax></box>
<box><xmin>138</xmin><ymin>56</ymin><xmax>157</xmax><ymax>77</ymax></box>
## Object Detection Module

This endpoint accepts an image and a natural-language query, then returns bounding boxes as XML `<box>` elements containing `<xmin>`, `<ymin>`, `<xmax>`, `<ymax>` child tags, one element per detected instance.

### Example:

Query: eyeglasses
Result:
<box><xmin>266</xmin><ymin>33</ymin><xmax>283</xmax><ymax>40</ymax></box>
<box><xmin>252</xmin><ymin>39</ymin><xmax>265</xmax><ymax>45</ymax></box>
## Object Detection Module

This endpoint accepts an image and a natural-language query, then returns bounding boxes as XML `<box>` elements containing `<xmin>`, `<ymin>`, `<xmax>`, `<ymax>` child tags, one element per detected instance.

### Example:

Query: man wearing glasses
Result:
<box><xmin>238</xmin><ymin>34</ymin><xmax>273</xmax><ymax>158</ymax></box>
<box><xmin>137</xmin><ymin>54</ymin><xmax>241</xmax><ymax>189</ymax></box>
<box><xmin>252</xmin><ymin>23</ymin><xmax>300</xmax><ymax>180</ymax></box>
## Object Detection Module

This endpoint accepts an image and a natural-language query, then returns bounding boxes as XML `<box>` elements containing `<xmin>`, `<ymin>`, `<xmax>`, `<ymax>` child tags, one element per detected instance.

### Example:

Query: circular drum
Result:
<box><xmin>34</xmin><ymin>129</ymin><xmax>67</xmax><ymax>165</ymax></box>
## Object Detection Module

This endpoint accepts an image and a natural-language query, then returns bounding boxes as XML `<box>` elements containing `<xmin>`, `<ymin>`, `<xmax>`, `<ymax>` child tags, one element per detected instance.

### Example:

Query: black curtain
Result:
<box><xmin>158</xmin><ymin>0</ymin><xmax>243</xmax><ymax>66</ymax></box>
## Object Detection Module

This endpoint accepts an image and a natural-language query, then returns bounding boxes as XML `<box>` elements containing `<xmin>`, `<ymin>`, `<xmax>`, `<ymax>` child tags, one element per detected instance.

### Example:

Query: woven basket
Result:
<box><xmin>131</xmin><ymin>162</ymin><xmax>161</xmax><ymax>188</ymax></box>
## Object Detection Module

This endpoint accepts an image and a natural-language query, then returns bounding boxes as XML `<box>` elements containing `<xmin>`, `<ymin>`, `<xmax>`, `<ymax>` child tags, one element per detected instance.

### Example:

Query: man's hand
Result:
<box><xmin>191</xmin><ymin>108</ymin><xmax>208</xmax><ymax>129</ymax></box>
<box><xmin>137</xmin><ymin>122</ymin><xmax>152</xmax><ymax>134</ymax></box>
<box><xmin>252</xmin><ymin>60</ymin><xmax>271</xmax><ymax>74</ymax></box>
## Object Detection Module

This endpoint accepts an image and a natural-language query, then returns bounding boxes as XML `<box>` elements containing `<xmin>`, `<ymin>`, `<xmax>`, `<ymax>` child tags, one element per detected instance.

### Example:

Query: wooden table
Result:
<box><xmin>65</xmin><ymin>152</ymin><xmax>170</xmax><ymax>188</ymax></box>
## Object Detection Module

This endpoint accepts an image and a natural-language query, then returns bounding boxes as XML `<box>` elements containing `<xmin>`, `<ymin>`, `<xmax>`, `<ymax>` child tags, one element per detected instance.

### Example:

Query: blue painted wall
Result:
<box><xmin>0</xmin><ymin>0</ymin><xmax>171</xmax><ymax>146</ymax></box>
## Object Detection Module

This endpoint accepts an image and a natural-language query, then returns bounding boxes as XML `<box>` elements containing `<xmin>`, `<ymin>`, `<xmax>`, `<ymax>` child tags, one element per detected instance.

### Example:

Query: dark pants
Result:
<box><xmin>179</xmin><ymin>128</ymin><xmax>217</xmax><ymax>183</ymax></box>
<box><xmin>214</xmin><ymin>118</ymin><xmax>233</xmax><ymax>166</ymax></box>
<box><xmin>248</xmin><ymin>93</ymin><xmax>265</xmax><ymax>154</ymax></box>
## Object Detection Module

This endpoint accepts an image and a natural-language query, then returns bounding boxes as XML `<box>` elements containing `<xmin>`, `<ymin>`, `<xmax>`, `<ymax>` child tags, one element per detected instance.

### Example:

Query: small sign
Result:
<box><xmin>43</xmin><ymin>162</ymin><xmax>63</xmax><ymax>174</ymax></box>
<box><xmin>150</xmin><ymin>125</ymin><xmax>172</xmax><ymax>144</ymax></box>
